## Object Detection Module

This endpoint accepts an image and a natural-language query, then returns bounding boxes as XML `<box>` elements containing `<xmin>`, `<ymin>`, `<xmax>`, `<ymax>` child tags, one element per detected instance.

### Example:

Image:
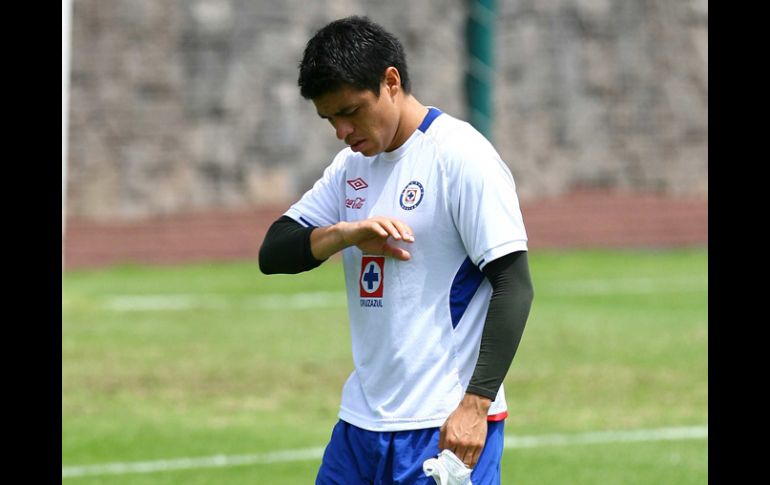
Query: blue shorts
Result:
<box><xmin>316</xmin><ymin>419</ymin><xmax>505</xmax><ymax>485</ymax></box>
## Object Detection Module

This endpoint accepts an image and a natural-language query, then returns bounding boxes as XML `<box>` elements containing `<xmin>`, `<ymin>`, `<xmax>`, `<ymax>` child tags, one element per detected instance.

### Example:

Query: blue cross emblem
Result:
<box><xmin>363</xmin><ymin>263</ymin><xmax>379</xmax><ymax>290</ymax></box>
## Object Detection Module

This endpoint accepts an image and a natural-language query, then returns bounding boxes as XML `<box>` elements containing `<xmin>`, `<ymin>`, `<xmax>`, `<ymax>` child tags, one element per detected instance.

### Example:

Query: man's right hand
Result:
<box><xmin>310</xmin><ymin>217</ymin><xmax>415</xmax><ymax>261</ymax></box>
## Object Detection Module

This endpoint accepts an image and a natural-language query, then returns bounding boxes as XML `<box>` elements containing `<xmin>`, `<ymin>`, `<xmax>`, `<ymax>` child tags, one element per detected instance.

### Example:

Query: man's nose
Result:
<box><xmin>334</xmin><ymin>119</ymin><xmax>354</xmax><ymax>141</ymax></box>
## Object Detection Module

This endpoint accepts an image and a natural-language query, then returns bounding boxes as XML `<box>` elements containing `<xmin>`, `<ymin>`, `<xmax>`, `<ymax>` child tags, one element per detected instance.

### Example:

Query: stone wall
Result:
<box><xmin>65</xmin><ymin>0</ymin><xmax>707</xmax><ymax>221</ymax></box>
<box><xmin>493</xmin><ymin>0</ymin><xmax>708</xmax><ymax>197</ymax></box>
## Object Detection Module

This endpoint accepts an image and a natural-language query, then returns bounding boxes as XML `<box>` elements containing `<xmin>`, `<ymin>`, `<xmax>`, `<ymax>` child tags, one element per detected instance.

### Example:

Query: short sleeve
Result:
<box><xmin>284</xmin><ymin>152</ymin><xmax>346</xmax><ymax>228</ymax></box>
<box><xmin>450</xmin><ymin>140</ymin><xmax>528</xmax><ymax>270</ymax></box>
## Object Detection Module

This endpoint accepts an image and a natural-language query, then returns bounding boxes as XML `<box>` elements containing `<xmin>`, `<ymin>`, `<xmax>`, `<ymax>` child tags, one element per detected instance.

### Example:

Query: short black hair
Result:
<box><xmin>298</xmin><ymin>16</ymin><xmax>411</xmax><ymax>100</ymax></box>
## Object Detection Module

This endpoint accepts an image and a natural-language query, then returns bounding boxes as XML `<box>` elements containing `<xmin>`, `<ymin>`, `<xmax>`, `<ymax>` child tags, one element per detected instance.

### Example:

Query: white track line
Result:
<box><xmin>102</xmin><ymin>291</ymin><xmax>347</xmax><ymax>311</ymax></box>
<box><xmin>61</xmin><ymin>425</ymin><xmax>707</xmax><ymax>479</ymax></box>
<box><xmin>61</xmin><ymin>447</ymin><xmax>327</xmax><ymax>479</ymax></box>
<box><xmin>97</xmin><ymin>275</ymin><xmax>706</xmax><ymax>312</ymax></box>
<box><xmin>503</xmin><ymin>425</ymin><xmax>708</xmax><ymax>448</ymax></box>
<box><xmin>545</xmin><ymin>276</ymin><xmax>706</xmax><ymax>296</ymax></box>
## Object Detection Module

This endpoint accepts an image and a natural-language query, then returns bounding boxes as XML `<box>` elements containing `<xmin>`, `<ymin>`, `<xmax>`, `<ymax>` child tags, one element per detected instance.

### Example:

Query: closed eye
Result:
<box><xmin>319</xmin><ymin>105</ymin><xmax>360</xmax><ymax>120</ymax></box>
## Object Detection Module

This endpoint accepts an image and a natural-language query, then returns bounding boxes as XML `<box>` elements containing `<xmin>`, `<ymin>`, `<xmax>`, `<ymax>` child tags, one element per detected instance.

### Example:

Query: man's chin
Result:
<box><xmin>356</xmin><ymin>145</ymin><xmax>380</xmax><ymax>157</ymax></box>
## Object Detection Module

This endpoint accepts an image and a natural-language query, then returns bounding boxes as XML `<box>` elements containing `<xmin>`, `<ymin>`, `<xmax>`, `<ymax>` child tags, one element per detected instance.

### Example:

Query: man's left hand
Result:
<box><xmin>438</xmin><ymin>393</ymin><xmax>492</xmax><ymax>469</ymax></box>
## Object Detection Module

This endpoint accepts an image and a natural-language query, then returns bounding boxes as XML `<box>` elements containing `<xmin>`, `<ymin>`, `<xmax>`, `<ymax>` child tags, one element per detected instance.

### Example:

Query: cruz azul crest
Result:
<box><xmin>399</xmin><ymin>181</ymin><xmax>424</xmax><ymax>211</ymax></box>
<box><xmin>359</xmin><ymin>256</ymin><xmax>384</xmax><ymax>307</ymax></box>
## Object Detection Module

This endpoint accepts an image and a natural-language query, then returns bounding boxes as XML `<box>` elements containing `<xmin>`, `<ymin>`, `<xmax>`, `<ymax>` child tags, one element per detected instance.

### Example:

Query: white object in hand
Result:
<box><xmin>423</xmin><ymin>449</ymin><xmax>473</xmax><ymax>485</ymax></box>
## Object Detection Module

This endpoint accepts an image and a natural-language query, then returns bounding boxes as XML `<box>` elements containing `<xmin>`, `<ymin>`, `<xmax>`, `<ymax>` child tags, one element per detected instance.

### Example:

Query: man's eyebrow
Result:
<box><xmin>318</xmin><ymin>104</ymin><xmax>358</xmax><ymax>119</ymax></box>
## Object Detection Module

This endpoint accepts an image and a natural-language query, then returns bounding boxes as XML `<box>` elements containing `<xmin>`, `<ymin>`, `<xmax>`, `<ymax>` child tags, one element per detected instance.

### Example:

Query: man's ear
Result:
<box><xmin>383</xmin><ymin>66</ymin><xmax>402</xmax><ymax>97</ymax></box>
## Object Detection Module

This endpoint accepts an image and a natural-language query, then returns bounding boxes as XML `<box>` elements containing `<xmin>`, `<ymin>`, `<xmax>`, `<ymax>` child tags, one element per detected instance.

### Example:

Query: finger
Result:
<box><xmin>392</xmin><ymin>220</ymin><xmax>415</xmax><ymax>242</ymax></box>
<box><xmin>383</xmin><ymin>244</ymin><xmax>411</xmax><ymax>261</ymax></box>
<box><xmin>469</xmin><ymin>447</ymin><xmax>482</xmax><ymax>469</ymax></box>
<box><xmin>438</xmin><ymin>424</ymin><xmax>447</xmax><ymax>450</ymax></box>
<box><xmin>466</xmin><ymin>450</ymin><xmax>478</xmax><ymax>469</ymax></box>
<box><xmin>457</xmin><ymin>446</ymin><xmax>473</xmax><ymax>468</ymax></box>
<box><xmin>379</xmin><ymin>220</ymin><xmax>403</xmax><ymax>240</ymax></box>
<box><xmin>366</xmin><ymin>221</ymin><xmax>389</xmax><ymax>239</ymax></box>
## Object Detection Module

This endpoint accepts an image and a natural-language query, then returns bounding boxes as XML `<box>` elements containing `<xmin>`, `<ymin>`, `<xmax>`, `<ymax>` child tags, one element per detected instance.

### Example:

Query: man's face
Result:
<box><xmin>313</xmin><ymin>83</ymin><xmax>400</xmax><ymax>157</ymax></box>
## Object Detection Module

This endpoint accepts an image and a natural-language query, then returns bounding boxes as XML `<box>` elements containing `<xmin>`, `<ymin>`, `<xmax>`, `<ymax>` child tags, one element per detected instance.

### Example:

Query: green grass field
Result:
<box><xmin>62</xmin><ymin>248</ymin><xmax>708</xmax><ymax>483</ymax></box>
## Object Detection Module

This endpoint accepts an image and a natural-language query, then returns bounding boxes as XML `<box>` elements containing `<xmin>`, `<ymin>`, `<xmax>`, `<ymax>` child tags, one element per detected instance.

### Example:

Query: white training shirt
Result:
<box><xmin>285</xmin><ymin>108</ymin><xmax>528</xmax><ymax>432</ymax></box>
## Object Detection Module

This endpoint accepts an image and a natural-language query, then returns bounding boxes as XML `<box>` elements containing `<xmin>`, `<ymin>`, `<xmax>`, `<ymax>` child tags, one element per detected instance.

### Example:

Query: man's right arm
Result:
<box><xmin>259</xmin><ymin>216</ymin><xmax>415</xmax><ymax>275</ymax></box>
<box><xmin>258</xmin><ymin>216</ymin><xmax>325</xmax><ymax>274</ymax></box>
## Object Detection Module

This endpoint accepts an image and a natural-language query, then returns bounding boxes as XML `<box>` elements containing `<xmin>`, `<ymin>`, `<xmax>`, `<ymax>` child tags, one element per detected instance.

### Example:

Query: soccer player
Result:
<box><xmin>259</xmin><ymin>16</ymin><xmax>534</xmax><ymax>484</ymax></box>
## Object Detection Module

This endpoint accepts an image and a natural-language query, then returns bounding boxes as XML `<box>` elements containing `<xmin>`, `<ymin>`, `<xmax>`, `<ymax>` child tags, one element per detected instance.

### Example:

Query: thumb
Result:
<box><xmin>438</xmin><ymin>423</ymin><xmax>447</xmax><ymax>450</ymax></box>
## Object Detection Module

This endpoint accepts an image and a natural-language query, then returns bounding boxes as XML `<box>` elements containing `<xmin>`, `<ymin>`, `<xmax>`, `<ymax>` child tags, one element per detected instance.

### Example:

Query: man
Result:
<box><xmin>259</xmin><ymin>16</ymin><xmax>534</xmax><ymax>484</ymax></box>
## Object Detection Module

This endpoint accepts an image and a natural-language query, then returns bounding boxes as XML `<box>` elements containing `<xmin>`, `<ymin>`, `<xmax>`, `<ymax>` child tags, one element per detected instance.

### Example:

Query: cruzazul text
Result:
<box><xmin>360</xmin><ymin>298</ymin><xmax>383</xmax><ymax>307</ymax></box>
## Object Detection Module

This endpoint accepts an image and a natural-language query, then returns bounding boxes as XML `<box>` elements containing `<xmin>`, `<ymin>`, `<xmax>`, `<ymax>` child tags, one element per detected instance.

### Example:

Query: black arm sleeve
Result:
<box><xmin>465</xmin><ymin>250</ymin><xmax>534</xmax><ymax>400</ymax></box>
<box><xmin>258</xmin><ymin>216</ymin><xmax>326</xmax><ymax>274</ymax></box>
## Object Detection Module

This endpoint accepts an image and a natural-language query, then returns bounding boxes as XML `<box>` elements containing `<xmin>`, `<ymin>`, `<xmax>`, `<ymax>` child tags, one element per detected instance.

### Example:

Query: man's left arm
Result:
<box><xmin>439</xmin><ymin>250</ymin><xmax>534</xmax><ymax>468</ymax></box>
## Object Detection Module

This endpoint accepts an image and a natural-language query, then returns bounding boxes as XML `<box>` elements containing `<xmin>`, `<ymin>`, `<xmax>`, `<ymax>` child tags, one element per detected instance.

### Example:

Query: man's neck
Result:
<box><xmin>388</xmin><ymin>95</ymin><xmax>429</xmax><ymax>152</ymax></box>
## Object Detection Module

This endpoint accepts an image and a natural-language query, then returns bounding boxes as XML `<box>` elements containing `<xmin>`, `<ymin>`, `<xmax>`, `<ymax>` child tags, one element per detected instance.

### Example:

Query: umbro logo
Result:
<box><xmin>347</xmin><ymin>178</ymin><xmax>369</xmax><ymax>191</ymax></box>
